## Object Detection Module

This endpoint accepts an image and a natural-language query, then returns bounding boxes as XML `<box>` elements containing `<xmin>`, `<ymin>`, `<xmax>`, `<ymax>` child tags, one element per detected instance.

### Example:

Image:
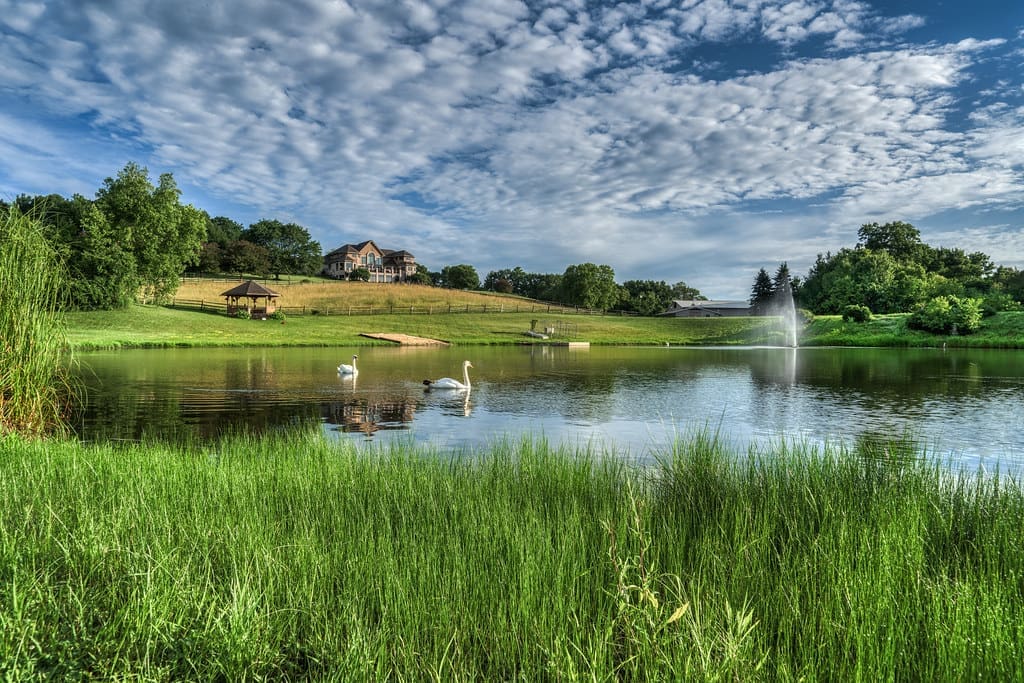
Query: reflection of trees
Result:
<box><xmin>322</xmin><ymin>398</ymin><xmax>419</xmax><ymax>437</ymax></box>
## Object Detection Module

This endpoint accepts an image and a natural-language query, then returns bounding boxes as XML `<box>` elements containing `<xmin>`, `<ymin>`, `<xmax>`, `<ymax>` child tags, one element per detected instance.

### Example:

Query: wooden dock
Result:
<box><xmin>360</xmin><ymin>332</ymin><xmax>450</xmax><ymax>346</ymax></box>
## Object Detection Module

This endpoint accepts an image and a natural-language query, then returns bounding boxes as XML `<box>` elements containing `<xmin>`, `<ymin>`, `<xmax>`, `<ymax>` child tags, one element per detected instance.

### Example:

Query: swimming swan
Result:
<box><xmin>337</xmin><ymin>355</ymin><xmax>359</xmax><ymax>376</ymax></box>
<box><xmin>423</xmin><ymin>360</ymin><xmax>473</xmax><ymax>390</ymax></box>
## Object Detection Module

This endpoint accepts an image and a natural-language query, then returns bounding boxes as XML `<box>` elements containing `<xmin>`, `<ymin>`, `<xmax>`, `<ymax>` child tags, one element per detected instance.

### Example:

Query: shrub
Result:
<box><xmin>234</xmin><ymin>308</ymin><xmax>251</xmax><ymax>320</ymax></box>
<box><xmin>980</xmin><ymin>292</ymin><xmax>1021</xmax><ymax>317</ymax></box>
<box><xmin>907</xmin><ymin>295</ymin><xmax>982</xmax><ymax>335</ymax></box>
<box><xmin>269</xmin><ymin>310</ymin><xmax>286</xmax><ymax>321</ymax></box>
<box><xmin>842</xmin><ymin>304</ymin><xmax>872</xmax><ymax>323</ymax></box>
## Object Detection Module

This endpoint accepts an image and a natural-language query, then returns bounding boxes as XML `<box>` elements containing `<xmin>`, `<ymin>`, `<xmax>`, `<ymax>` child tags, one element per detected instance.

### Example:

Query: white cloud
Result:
<box><xmin>0</xmin><ymin>0</ymin><xmax>1021</xmax><ymax>298</ymax></box>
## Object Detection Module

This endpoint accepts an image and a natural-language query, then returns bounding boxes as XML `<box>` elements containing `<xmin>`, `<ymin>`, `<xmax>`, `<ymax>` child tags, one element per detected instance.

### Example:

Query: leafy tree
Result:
<box><xmin>349</xmin><ymin>267</ymin><xmax>371</xmax><ymax>282</ymax></box>
<box><xmin>241</xmin><ymin>219</ymin><xmax>322</xmax><ymax>278</ymax></box>
<box><xmin>560</xmin><ymin>263</ymin><xmax>618</xmax><ymax>310</ymax></box>
<box><xmin>484</xmin><ymin>267</ymin><xmax>529</xmax><ymax>294</ymax></box>
<box><xmin>409</xmin><ymin>263</ymin><xmax>433</xmax><ymax>285</ymax></box>
<box><xmin>194</xmin><ymin>242</ymin><xmax>224</xmax><ymax>274</ymax></box>
<box><xmin>519</xmin><ymin>272</ymin><xmax>562</xmax><ymax>301</ymax></box>
<box><xmin>749</xmin><ymin>268</ymin><xmax>774</xmax><ymax>315</ymax></box>
<box><xmin>620</xmin><ymin>280</ymin><xmax>673</xmax><ymax>316</ymax></box>
<box><xmin>206</xmin><ymin>215</ymin><xmax>244</xmax><ymax>247</ymax></box>
<box><xmin>223</xmin><ymin>240</ymin><xmax>271</xmax><ymax>276</ymax></box>
<box><xmin>857</xmin><ymin>221</ymin><xmax>924</xmax><ymax>262</ymax></box>
<box><xmin>439</xmin><ymin>264</ymin><xmax>480</xmax><ymax>290</ymax></box>
<box><xmin>68</xmin><ymin>199</ymin><xmax>138</xmax><ymax>309</ymax></box>
<box><xmin>670</xmin><ymin>281</ymin><xmax>704</xmax><ymax>301</ymax></box>
<box><xmin>94</xmin><ymin>162</ymin><xmax>206</xmax><ymax>303</ymax></box>
<box><xmin>13</xmin><ymin>192</ymin><xmax>137</xmax><ymax>309</ymax></box>
<box><xmin>991</xmin><ymin>266</ymin><xmax>1024</xmax><ymax>304</ymax></box>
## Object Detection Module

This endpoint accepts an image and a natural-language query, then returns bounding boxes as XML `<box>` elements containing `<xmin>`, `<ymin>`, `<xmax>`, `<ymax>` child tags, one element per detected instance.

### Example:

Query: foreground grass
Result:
<box><xmin>1</xmin><ymin>431</ymin><xmax>1021</xmax><ymax>680</ymax></box>
<box><xmin>0</xmin><ymin>208</ymin><xmax>71</xmax><ymax>436</ymax></box>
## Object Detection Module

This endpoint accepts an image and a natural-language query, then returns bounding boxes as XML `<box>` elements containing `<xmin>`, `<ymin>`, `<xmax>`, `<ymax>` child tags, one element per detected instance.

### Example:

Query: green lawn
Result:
<box><xmin>63</xmin><ymin>305</ymin><xmax>1024</xmax><ymax>350</ymax></box>
<box><xmin>63</xmin><ymin>305</ymin><xmax>783</xmax><ymax>349</ymax></box>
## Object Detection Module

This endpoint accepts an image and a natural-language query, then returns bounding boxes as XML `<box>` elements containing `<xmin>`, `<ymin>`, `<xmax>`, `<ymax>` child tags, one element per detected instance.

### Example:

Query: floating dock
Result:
<box><xmin>360</xmin><ymin>333</ymin><xmax>450</xmax><ymax>346</ymax></box>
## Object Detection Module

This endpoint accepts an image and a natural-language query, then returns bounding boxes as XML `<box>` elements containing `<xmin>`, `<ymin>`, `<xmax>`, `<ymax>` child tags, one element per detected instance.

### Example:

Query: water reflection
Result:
<box><xmin>70</xmin><ymin>346</ymin><xmax>1024</xmax><ymax>472</ymax></box>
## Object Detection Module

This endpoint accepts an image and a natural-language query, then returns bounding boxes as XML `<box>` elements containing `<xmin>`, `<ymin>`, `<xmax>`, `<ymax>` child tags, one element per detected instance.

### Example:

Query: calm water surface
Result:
<box><xmin>73</xmin><ymin>345</ymin><xmax>1024</xmax><ymax>471</ymax></box>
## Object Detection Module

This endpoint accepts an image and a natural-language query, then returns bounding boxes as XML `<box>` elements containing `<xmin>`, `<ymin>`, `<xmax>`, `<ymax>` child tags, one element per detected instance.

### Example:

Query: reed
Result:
<box><xmin>0</xmin><ymin>431</ymin><xmax>1020</xmax><ymax>679</ymax></box>
<box><xmin>0</xmin><ymin>208</ymin><xmax>72</xmax><ymax>436</ymax></box>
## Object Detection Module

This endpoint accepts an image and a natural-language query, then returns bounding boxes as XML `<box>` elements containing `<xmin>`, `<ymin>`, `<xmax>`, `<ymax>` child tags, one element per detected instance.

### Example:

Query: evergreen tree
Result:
<box><xmin>749</xmin><ymin>268</ymin><xmax>774</xmax><ymax>315</ymax></box>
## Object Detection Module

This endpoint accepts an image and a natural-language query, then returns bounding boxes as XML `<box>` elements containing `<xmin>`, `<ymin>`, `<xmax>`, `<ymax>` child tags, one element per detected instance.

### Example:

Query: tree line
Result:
<box><xmin>748</xmin><ymin>221</ymin><xmax>1024</xmax><ymax>333</ymax></box>
<box><xmin>3</xmin><ymin>163</ymin><xmax>327</xmax><ymax>310</ymax></box>
<box><xmin>3</xmin><ymin>161</ymin><xmax>710</xmax><ymax>314</ymax></box>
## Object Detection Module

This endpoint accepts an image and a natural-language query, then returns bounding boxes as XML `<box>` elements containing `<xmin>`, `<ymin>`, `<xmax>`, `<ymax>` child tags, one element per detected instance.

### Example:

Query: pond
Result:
<box><xmin>72</xmin><ymin>345</ymin><xmax>1024</xmax><ymax>472</ymax></box>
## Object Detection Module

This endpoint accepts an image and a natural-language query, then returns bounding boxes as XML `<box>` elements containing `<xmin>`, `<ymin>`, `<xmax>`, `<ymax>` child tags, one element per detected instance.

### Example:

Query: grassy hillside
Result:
<box><xmin>174</xmin><ymin>278</ymin><xmax>554</xmax><ymax>313</ymax></box>
<box><xmin>64</xmin><ymin>281</ymin><xmax>1024</xmax><ymax>350</ymax></box>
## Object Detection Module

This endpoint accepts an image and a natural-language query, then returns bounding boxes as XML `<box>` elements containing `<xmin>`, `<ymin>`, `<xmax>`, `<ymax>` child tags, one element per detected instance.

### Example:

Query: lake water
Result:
<box><xmin>72</xmin><ymin>345</ymin><xmax>1024</xmax><ymax>472</ymax></box>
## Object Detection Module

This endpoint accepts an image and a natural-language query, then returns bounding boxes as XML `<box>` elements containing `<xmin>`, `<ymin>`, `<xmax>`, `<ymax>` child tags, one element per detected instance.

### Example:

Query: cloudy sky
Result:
<box><xmin>2</xmin><ymin>0</ymin><xmax>1023</xmax><ymax>298</ymax></box>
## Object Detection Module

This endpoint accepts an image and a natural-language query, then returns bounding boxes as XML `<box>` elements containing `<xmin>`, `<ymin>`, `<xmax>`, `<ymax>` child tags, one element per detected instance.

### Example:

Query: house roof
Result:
<box><xmin>669</xmin><ymin>299</ymin><xmax>749</xmax><ymax>309</ymax></box>
<box><xmin>221</xmin><ymin>280</ymin><xmax>281</xmax><ymax>298</ymax></box>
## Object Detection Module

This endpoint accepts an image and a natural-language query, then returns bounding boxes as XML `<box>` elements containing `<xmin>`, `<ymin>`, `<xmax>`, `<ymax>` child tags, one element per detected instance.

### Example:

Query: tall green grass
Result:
<box><xmin>0</xmin><ymin>208</ymin><xmax>72</xmax><ymax>436</ymax></box>
<box><xmin>0</xmin><ymin>431</ymin><xmax>1021</xmax><ymax>679</ymax></box>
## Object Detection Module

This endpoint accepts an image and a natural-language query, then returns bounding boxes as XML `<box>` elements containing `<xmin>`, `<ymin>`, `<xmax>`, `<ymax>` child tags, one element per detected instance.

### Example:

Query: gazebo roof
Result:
<box><xmin>220</xmin><ymin>280</ymin><xmax>281</xmax><ymax>298</ymax></box>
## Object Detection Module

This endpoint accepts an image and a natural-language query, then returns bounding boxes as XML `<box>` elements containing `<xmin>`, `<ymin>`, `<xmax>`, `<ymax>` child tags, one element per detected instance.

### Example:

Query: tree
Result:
<box><xmin>67</xmin><ymin>198</ymin><xmax>138</xmax><ymax>309</ymax></box>
<box><xmin>223</xmin><ymin>240</ymin><xmax>271</xmax><ymax>276</ymax></box>
<box><xmin>620</xmin><ymin>280</ymin><xmax>673</xmax><ymax>315</ymax></box>
<box><xmin>206</xmin><ymin>215</ymin><xmax>244</xmax><ymax>248</ymax></box>
<box><xmin>749</xmin><ymin>268</ymin><xmax>774</xmax><ymax>315</ymax></box>
<box><xmin>857</xmin><ymin>221</ymin><xmax>924</xmax><ymax>263</ymax></box>
<box><xmin>670</xmin><ymin>281</ymin><xmax>704</xmax><ymax>301</ymax></box>
<box><xmin>13</xmin><ymin>192</ymin><xmax>138</xmax><ymax>310</ymax></box>
<box><xmin>194</xmin><ymin>242</ymin><xmax>224</xmax><ymax>274</ymax></box>
<box><xmin>409</xmin><ymin>263</ymin><xmax>434</xmax><ymax>285</ymax></box>
<box><xmin>94</xmin><ymin>162</ymin><xmax>206</xmax><ymax>303</ymax></box>
<box><xmin>241</xmin><ymin>219</ymin><xmax>322</xmax><ymax>278</ymax></box>
<box><xmin>560</xmin><ymin>263</ymin><xmax>619</xmax><ymax>310</ymax></box>
<box><xmin>349</xmin><ymin>267</ymin><xmax>371</xmax><ymax>281</ymax></box>
<box><xmin>439</xmin><ymin>264</ymin><xmax>480</xmax><ymax>290</ymax></box>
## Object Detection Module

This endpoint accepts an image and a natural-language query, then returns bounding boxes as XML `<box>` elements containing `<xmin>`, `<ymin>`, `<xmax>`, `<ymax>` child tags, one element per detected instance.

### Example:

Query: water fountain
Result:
<box><xmin>771</xmin><ymin>280</ymin><xmax>799</xmax><ymax>348</ymax></box>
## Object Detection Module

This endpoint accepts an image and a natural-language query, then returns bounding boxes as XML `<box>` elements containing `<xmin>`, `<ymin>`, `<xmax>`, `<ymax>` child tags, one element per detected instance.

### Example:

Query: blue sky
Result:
<box><xmin>1</xmin><ymin>0</ymin><xmax>1022</xmax><ymax>299</ymax></box>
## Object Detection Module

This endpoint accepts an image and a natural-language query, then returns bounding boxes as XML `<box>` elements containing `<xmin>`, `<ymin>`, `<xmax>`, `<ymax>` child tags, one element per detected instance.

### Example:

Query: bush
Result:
<box><xmin>269</xmin><ymin>310</ymin><xmax>286</xmax><ymax>321</ymax></box>
<box><xmin>842</xmin><ymin>304</ymin><xmax>872</xmax><ymax>323</ymax></box>
<box><xmin>980</xmin><ymin>292</ymin><xmax>1021</xmax><ymax>317</ymax></box>
<box><xmin>234</xmin><ymin>308</ymin><xmax>251</xmax><ymax>320</ymax></box>
<box><xmin>907</xmin><ymin>295</ymin><xmax>982</xmax><ymax>335</ymax></box>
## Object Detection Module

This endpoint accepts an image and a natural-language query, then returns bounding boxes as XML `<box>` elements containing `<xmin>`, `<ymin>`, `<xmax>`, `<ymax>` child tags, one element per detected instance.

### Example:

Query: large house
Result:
<box><xmin>322</xmin><ymin>240</ymin><xmax>417</xmax><ymax>282</ymax></box>
<box><xmin>661</xmin><ymin>300</ymin><xmax>752</xmax><ymax>317</ymax></box>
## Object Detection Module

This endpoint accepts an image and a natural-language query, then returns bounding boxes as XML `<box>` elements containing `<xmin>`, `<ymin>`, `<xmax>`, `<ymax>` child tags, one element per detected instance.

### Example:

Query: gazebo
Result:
<box><xmin>221</xmin><ymin>280</ymin><xmax>280</xmax><ymax>318</ymax></box>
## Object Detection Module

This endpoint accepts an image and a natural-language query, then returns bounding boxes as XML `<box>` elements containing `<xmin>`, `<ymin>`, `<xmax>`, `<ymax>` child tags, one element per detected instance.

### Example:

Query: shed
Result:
<box><xmin>661</xmin><ymin>300</ymin><xmax>752</xmax><ymax>317</ymax></box>
<box><xmin>221</xmin><ymin>280</ymin><xmax>280</xmax><ymax>317</ymax></box>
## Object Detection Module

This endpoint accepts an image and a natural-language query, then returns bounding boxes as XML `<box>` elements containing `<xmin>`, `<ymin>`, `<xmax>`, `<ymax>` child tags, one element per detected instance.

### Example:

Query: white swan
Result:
<box><xmin>337</xmin><ymin>354</ymin><xmax>359</xmax><ymax>376</ymax></box>
<box><xmin>424</xmin><ymin>360</ymin><xmax>473</xmax><ymax>390</ymax></box>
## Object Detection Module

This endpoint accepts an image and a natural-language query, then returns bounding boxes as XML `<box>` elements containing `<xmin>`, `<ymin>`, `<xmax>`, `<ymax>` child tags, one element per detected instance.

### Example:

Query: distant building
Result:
<box><xmin>662</xmin><ymin>300</ymin><xmax>752</xmax><ymax>317</ymax></box>
<box><xmin>322</xmin><ymin>240</ymin><xmax>417</xmax><ymax>282</ymax></box>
